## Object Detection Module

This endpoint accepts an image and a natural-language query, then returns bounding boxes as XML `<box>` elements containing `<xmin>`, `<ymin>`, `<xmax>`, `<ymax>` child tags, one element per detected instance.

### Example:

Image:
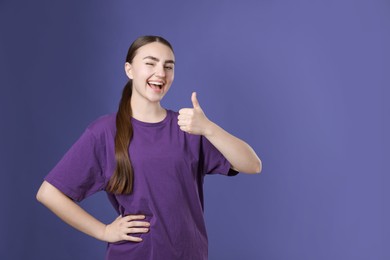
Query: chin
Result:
<box><xmin>146</xmin><ymin>94</ymin><xmax>165</xmax><ymax>103</ymax></box>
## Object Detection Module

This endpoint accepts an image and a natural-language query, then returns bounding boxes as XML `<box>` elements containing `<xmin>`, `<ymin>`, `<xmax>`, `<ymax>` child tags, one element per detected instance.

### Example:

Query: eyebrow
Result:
<box><xmin>143</xmin><ymin>56</ymin><xmax>175</xmax><ymax>64</ymax></box>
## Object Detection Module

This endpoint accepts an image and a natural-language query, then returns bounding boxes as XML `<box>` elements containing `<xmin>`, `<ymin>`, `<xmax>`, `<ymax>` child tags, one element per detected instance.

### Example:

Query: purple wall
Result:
<box><xmin>1</xmin><ymin>1</ymin><xmax>388</xmax><ymax>259</ymax></box>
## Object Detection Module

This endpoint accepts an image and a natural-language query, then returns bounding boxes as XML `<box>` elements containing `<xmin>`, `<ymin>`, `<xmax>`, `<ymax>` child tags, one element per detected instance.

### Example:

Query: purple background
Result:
<box><xmin>0</xmin><ymin>1</ymin><xmax>388</xmax><ymax>259</ymax></box>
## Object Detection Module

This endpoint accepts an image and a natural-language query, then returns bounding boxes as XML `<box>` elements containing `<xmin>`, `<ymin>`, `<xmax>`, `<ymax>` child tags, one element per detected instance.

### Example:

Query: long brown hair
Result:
<box><xmin>106</xmin><ymin>36</ymin><xmax>174</xmax><ymax>194</ymax></box>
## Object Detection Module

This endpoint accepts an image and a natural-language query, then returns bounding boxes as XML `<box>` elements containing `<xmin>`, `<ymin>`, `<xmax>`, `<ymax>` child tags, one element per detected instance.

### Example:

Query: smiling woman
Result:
<box><xmin>36</xmin><ymin>35</ymin><xmax>261</xmax><ymax>260</ymax></box>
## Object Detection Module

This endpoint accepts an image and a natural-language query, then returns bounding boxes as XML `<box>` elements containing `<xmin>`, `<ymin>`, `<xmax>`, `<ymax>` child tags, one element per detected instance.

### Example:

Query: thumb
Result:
<box><xmin>191</xmin><ymin>92</ymin><xmax>200</xmax><ymax>109</ymax></box>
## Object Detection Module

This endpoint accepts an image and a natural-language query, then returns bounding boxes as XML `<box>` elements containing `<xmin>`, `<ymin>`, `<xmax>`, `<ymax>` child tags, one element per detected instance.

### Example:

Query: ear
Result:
<box><xmin>124</xmin><ymin>62</ymin><xmax>133</xmax><ymax>79</ymax></box>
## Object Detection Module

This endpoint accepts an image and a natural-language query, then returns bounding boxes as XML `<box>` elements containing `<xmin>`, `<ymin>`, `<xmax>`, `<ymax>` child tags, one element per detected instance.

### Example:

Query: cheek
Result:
<box><xmin>168</xmin><ymin>71</ymin><xmax>174</xmax><ymax>81</ymax></box>
<box><xmin>134</xmin><ymin>66</ymin><xmax>152</xmax><ymax>78</ymax></box>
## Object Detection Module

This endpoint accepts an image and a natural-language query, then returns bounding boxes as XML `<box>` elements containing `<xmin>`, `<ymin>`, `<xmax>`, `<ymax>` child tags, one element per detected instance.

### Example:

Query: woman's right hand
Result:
<box><xmin>103</xmin><ymin>215</ymin><xmax>150</xmax><ymax>243</ymax></box>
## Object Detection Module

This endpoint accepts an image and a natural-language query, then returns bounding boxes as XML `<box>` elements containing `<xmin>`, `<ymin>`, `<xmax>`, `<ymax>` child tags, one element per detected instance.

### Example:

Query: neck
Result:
<box><xmin>130</xmin><ymin>97</ymin><xmax>166</xmax><ymax>123</ymax></box>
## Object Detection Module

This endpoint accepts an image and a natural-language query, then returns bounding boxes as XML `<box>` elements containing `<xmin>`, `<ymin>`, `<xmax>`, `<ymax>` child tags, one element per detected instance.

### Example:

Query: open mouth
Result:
<box><xmin>147</xmin><ymin>81</ymin><xmax>164</xmax><ymax>90</ymax></box>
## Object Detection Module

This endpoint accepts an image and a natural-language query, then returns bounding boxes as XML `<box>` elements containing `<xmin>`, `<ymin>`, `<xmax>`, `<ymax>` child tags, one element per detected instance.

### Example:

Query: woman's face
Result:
<box><xmin>126</xmin><ymin>42</ymin><xmax>175</xmax><ymax>104</ymax></box>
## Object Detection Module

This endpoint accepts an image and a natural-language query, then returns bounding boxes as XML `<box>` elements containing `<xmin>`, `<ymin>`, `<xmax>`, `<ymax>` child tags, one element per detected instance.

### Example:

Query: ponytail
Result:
<box><xmin>107</xmin><ymin>81</ymin><xmax>134</xmax><ymax>194</ymax></box>
<box><xmin>106</xmin><ymin>35</ymin><xmax>174</xmax><ymax>195</ymax></box>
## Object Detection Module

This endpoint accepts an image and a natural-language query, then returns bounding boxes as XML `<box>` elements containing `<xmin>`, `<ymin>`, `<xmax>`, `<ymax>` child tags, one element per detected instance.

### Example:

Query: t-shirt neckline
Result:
<box><xmin>131</xmin><ymin>109</ymin><xmax>171</xmax><ymax>127</ymax></box>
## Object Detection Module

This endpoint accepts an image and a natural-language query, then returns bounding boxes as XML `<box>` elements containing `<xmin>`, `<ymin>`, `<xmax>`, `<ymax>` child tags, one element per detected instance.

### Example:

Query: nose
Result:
<box><xmin>155</xmin><ymin>64</ymin><xmax>166</xmax><ymax>78</ymax></box>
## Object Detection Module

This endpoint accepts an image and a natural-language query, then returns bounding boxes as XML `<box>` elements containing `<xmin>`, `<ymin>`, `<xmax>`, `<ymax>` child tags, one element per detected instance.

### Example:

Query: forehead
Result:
<box><xmin>134</xmin><ymin>42</ymin><xmax>175</xmax><ymax>62</ymax></box>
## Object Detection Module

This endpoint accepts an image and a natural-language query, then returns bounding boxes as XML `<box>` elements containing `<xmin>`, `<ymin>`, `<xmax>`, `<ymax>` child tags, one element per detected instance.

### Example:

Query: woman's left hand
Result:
<box><xmin>178</xmin><ymin>92</ymin><xmax>212</xmax><ymax>135</ymax></box>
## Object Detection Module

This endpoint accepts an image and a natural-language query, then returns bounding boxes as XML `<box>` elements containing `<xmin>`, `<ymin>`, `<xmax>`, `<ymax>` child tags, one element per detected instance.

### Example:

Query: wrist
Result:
<box><xmin>203</xmin><ymin>120</ymin><xmax>218</xmax><ymax>137</ymax></box>
<box><xmin>96</xmin><ymin>224</ymin><xmax>109</xmax><ymax>242</ymax></box>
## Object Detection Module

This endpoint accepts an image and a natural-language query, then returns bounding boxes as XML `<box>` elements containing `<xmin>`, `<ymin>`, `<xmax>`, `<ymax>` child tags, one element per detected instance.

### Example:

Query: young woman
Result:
<box><xmin>36</xmin><ymin>35</ymin><xmax>261</xmax><ymax>259</ymax></box>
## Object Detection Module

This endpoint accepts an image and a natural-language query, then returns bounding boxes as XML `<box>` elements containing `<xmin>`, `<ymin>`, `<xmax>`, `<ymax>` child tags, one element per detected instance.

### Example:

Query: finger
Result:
<box><xmin>179</xmin><ymin>108</ymin><xmax>193</xmax><ymax>115</ymax></box>
<box><xmin>177</xmin><ymin>120</ymin><xmax>187</xmax><ymax>126</ymax></box>
<box><xmin>127</xmin><ymin>227</ymin><xmax>150</xmax><ymax>234</ymax></box>
<box><xmin>180</xmin><ymin>125</ymin><xmax>192</xmax><ymax>133</ymax></box>
<box><xmin>177</xmin><ymin>116</ymin><xmax>190</xmax><ymax>125</ymax></box>
<box><xmin>123</xmin><ymin>234</ymin><xmax>143</xmax><ymax>242</ymax></box>
<box><xmin>179</xmin><ymin>125</ymin><xmax>187</xmax><ymax>132</ymax></box>
<box><xmin>126</xmin><ymin>221</ymin><xmax>151</xmax><ymax>228</ymax></box>
<box><xmin>177</xmin><ymin>114</ymin><xmax>190</xmax><ymax>121</ymax></box>
<box><xmin>191</xmin><ymin>92</ymin><xmax>200</xmax><ymax>109</ymax></box>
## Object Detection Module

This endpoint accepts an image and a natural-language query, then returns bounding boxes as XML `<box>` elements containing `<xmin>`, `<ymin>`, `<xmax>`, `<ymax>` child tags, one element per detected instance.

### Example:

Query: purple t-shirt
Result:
<box><xmin>45</xmin><ymin>110</ymin><xmax>236</xmax><ymax>260</ymax></box>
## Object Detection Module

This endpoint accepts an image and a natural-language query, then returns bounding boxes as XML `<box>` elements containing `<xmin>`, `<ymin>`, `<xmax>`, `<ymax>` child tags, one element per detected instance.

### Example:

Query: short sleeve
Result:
<box><xmin>44</xmin><ymin>128</ymin><xmax>107</xmax><ymax>202</ymax></box>
<box><xmin>200</xmin><ymin>136</ymin><xmax>239</xmax><ymax>176</ymax></box>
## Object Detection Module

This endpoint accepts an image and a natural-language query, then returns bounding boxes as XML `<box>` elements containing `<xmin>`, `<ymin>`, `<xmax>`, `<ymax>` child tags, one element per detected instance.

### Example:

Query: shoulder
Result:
<box><xmin>166</xmin><ymin>109</ymin><xmax>179</xmax><ymax>121</ymax></box>
<box><xmin>85</xmin><ymin>113</ymin><xmax>116</xmax><ymax>140</ymax></box>
<box><xmin>166</xmin><ymin>109</ymin><xmax>181</xmax><ymax>128</ymax></box>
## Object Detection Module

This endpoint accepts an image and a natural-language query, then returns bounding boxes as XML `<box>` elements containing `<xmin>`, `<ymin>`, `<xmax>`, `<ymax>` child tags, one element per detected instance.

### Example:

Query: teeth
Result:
<box><xmin>148</xmin><ymin>81</ymin><xmax>163</xmax><ymax>90</ymax></box>
<box><xmin>148</xmin><ymin>81</ymin><xmax>163</xmax><ymax>85</ymax></box>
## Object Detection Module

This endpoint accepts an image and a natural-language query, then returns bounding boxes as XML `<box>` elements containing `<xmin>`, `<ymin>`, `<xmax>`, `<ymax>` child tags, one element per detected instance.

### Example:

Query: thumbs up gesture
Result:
<box><xmin>178</xmin><ymin>92</ymin><xmax>211</xmax><ymax>135</ymax></box>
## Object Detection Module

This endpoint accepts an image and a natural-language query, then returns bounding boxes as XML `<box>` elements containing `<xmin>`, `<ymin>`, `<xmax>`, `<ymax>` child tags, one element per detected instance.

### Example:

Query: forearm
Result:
<box><xmin>204</xmin><ymin>121</ymin><xmax>262</xmax><ymax>174</ymax></box>
<box><xmin>36</xmin><ymin>181</ymin><xmax>106</xmax><ymax>241</ymax></box>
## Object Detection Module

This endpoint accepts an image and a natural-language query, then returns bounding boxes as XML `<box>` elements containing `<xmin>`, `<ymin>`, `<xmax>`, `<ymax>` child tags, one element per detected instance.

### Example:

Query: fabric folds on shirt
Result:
<box><xmin>45</xmin><ymin>110</ymin><xmax>235</xmax><ymax>260</ymax></box>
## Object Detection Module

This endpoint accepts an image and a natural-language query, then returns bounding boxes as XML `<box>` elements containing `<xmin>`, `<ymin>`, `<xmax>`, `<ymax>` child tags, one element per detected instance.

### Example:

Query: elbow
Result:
<box><xmin>242</xmin><ymin>158</ymin><xmax>262</xmax><ymax>174</ymax></box>
<box><xmin>36</xmin><ymin>181</ymin><xmax>51</xmax><ymax>205</ymax></box>
<box><xmin>36</xmin><ymin>185</ymin><xmax>45</xmax><ymax>204</ymax></box>
<box><xmin>254</xmin><ymin>158</ymin><xmax>262</xmax><ymax>174</ymax></box>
